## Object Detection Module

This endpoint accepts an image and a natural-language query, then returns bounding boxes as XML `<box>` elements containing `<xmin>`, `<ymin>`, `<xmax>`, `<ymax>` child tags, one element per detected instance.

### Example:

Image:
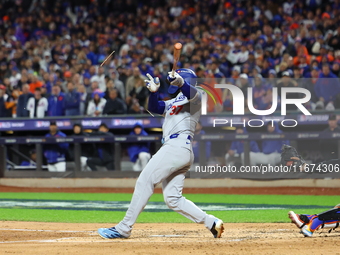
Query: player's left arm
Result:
<box><xmin>180</xmin><ymin>81</ymin><xmax>201</xmax><ymax>105</ymax></box>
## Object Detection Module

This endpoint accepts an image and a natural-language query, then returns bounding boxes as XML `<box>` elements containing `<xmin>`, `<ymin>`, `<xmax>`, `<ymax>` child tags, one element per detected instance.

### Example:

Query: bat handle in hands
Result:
<box><xmin>167</xmin><ymin>71</ymin><xmax>184</xmax><ymax>86</ymax></box>
<box><xmin>168</xmin><ymin>71</ymin><xmax>176</xmax><ymax>82</ymax></box>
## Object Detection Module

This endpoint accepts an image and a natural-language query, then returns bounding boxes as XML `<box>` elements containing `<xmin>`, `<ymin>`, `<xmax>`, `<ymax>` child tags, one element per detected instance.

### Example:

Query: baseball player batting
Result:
<box><xmin>281</xmin><ymin>145</ymin><xmax>340</xmax><ymax>237</ymax></box>
<box><xmin>98</xmin><ymin>68</ymin><xmax>224</xmax><ymax>239</ymax></box>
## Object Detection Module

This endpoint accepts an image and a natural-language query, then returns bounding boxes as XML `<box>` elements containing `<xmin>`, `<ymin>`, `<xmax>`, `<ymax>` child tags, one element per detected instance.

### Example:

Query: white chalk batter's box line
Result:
<box><xmin>0</xmin><ymin>228</ymin><xmax>297</xmax><ymax>244</ymax></box>
<box><xmin>0</xmin><ymin>237</ymin><xmax>76</xmax><ymax>244</ymax></box>
<box><xmin>0</xmin><ymin>237</ymin><xmax>247</xmax><ymax>244</ymax></box>
<box><xmin>0</xmin><ymin>228</ymin><xmax>93</xmax><ymax>233</ymax></box>
<box><xmin>0</xmin><ymin>228</ymin><xmax>239</xmax><ymax>243</ymax></box>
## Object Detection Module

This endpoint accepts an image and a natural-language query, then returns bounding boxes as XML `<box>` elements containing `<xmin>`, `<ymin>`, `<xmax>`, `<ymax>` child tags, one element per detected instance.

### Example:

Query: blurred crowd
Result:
<box><xmin>1</xmin><ymin>0</ymin><xmax>340</xmax><ymax>118</ymax></box>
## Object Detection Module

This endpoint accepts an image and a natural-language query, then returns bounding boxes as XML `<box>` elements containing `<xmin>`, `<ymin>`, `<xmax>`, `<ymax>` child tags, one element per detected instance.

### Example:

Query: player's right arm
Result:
<box><xmin>144</xmin><ymin>73</ymin><xmax>165</xmax><ymax>114</ymax></box>
<box><xmin>148</xmin><ymin>91</ymin><xmax>165</xmax><ymax>114</ymax></box>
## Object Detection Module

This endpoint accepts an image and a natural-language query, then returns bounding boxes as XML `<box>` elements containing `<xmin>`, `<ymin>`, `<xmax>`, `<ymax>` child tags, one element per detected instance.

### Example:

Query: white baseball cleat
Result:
<box><xmin>210</xmin><ymin>219</ymin><xmax>224</xmax><ymax>238</ymax></box>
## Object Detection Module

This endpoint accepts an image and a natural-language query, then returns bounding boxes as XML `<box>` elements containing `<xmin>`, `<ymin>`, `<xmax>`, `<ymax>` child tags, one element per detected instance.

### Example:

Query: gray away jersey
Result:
<box><xmin>162</xmin><ymin>90</ymin><xmax>202</xmax><ymax>138</ymax></box>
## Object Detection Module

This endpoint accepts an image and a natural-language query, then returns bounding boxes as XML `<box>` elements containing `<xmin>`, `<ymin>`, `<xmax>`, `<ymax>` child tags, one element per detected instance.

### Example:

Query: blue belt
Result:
<box><xmin>161</xmin><ymin>134</ymin><xmax>192</xmax><ymax>144</ymax></box>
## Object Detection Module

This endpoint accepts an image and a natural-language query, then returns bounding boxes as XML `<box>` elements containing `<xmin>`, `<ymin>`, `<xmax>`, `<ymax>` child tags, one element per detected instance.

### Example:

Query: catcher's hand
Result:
<box><xmin>281</xmin><ymin>144</ymin><xmax>306</xmax><ymax>168</ymax></box>
<box><xmin>144</xmin><ymin>73</ymin><xmax>160</xmax><ymax>92</ymax></box>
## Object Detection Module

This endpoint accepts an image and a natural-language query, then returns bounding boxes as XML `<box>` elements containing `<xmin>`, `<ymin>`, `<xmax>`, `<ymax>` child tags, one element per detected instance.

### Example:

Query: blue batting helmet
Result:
<box><xmin>168</xmin><ymin>68</ymin><xmax>197</xmax><ymax>94</ymax></box>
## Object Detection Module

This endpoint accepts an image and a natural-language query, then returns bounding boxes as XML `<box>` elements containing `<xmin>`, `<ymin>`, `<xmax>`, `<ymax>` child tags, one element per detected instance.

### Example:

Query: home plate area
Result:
<box><xmin>1</xmin><ymin>222</ymin><xmax>339</xmax><ymax>255</ymax></box>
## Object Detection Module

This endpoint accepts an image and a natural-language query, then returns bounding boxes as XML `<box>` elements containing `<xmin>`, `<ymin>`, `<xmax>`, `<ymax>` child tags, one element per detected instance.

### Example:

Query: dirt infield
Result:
<box><xmin>1</xmin><ymin>185</ymin><xmax>340</xmax><ymax>195</ymax></box>
<box><xmin>1</xmin><ymin>186</ymin><xmax>339</xmax><ymax>254</ymax></box>
<box><xmin>0</xmin><ymin>221</ymin><xmax>339</xmax><ymax>255</ymax></box>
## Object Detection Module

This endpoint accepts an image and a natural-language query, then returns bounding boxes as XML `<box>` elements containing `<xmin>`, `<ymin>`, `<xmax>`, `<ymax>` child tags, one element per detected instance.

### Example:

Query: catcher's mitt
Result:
<box><xmin>281</xmin><ymin>144</ymin><xmax>305</xmax><ymax>167</ymax></box>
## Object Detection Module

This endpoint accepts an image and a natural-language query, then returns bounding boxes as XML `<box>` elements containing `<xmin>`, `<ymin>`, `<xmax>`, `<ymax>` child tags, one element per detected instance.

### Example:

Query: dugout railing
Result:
<box><xmin>1</xmin><ymin>132</ymin><xmax>340</xmax><ymax>179</ymax></box>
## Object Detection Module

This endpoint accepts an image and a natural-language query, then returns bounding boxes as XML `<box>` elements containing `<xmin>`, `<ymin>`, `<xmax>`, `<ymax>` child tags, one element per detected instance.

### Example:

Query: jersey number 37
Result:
<box><xmin>169</xmin><ymin>105</ymin><xmax>183</xmax><ymax>115</ymax></box>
